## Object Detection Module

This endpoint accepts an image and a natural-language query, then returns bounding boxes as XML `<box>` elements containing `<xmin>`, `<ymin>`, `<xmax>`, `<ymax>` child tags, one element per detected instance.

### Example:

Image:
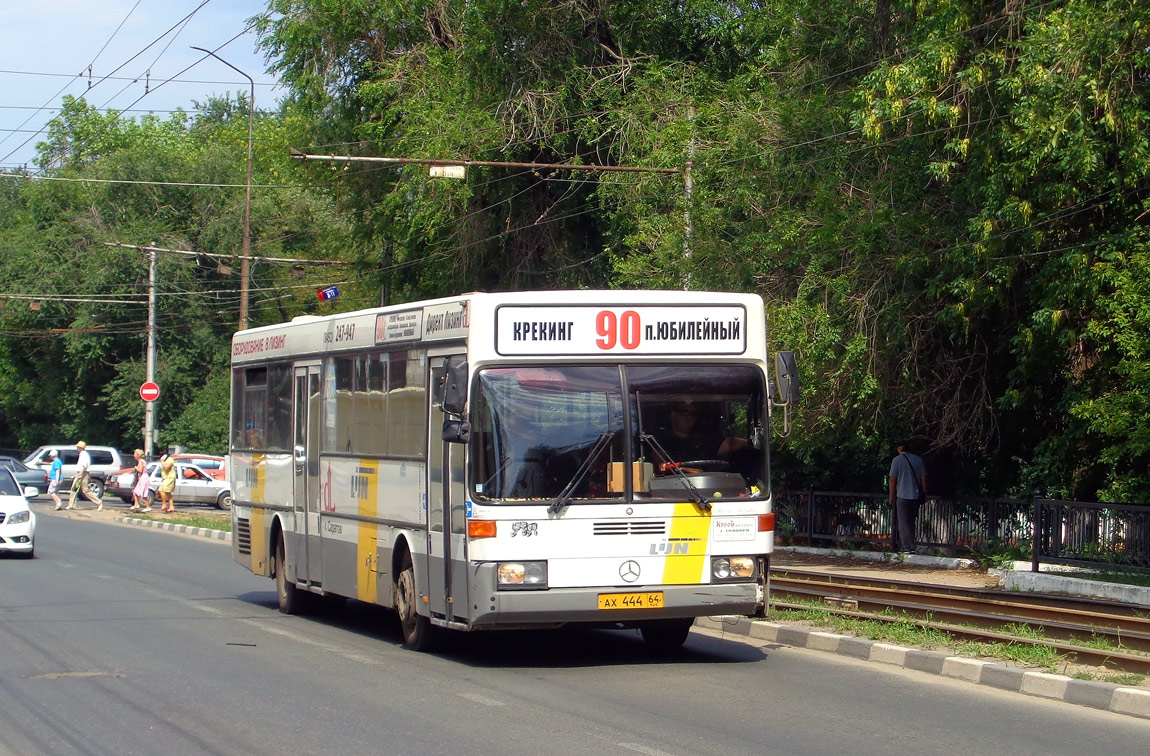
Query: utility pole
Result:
<box><xmin>192</xmin><ymin>46</ymin><xmax>254</xmax><ymax>330</ymax></box>
<box><xmin>144</xmin><ymin>245</ymin><xmax>157</xmax><ymax>458</ymax></box>
<box><xmin>683</xmin><ymin>104</ymin><xmax>696</xmax><ymax>289</ymax></box>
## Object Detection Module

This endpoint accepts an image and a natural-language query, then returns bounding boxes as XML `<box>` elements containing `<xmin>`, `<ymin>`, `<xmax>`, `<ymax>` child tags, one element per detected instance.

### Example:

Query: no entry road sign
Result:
<box><xmin>140</xmin><ymin>381</ymin><xmax>160</xmax><ymax>402</ymax></box>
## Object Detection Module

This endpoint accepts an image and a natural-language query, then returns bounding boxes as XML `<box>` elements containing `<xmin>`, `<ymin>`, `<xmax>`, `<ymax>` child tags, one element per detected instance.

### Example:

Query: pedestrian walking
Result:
<box><xmin>68</xmin><ymin>440</ymin><xmax>104</xmax><ymax>510</ymax></box>
<box><xmin>888</xmin><ymin>439</ymin><xmax>927</xmax><ymax>553</ymax></box>
<box><xmin>127</xmin><ymin>449</ymin><xmax>152</xmax><ymax>512</ymax></box>
<box><xmin>47</xmin><ymin>450</ymin><xmax>64</xmax><ymax>510</ymax></box>
<box><xmin>158</xmin><ymin>453</ymin><xmax>177</xmax><ymax>513</ymax></box>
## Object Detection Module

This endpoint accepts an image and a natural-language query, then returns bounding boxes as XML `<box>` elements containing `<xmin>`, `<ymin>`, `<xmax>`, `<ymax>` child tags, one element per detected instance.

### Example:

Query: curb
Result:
<box><xmin>115</xmin><ymin>515</ymin><xmax>232</xmax><ymax>544</ymax></box>
<box><xmin>778</xmin><ymin>545</ymin><xmax>977</xmax><ymax>570</ymax></box>
<box><xmin>695</xmin><ymin>615</ymin><xmax>1150</xmax><ymax>720</ymax></box>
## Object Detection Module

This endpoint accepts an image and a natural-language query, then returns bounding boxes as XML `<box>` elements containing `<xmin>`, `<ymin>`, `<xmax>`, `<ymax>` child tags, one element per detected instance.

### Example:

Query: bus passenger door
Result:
<box><xmin>427</xmin><ymin>356</ymin><xmax>469</xmax><ymax>624</ymax></box>
<box><xmin>294</xmin><ymin>363</ymin><xmax>322</xmax><ymax>588</ymax></box>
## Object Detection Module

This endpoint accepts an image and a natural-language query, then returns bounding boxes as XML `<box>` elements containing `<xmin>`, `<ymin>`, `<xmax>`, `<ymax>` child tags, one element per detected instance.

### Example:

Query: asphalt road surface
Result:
<box><xmin>2</xmin><ymin>509</ymin><xmax>1148</xmax><ymax>756</ymax></box>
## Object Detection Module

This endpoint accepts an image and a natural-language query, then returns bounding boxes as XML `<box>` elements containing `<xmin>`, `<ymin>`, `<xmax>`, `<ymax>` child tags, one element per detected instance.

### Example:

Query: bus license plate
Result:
<box><xmin>598</xmin><ymin>592</ymin><xmax>664</xmax><ymax>610</ymax></box>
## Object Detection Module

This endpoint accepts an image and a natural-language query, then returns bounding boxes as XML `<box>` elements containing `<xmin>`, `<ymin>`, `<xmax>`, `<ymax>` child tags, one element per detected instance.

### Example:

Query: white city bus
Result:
<box><xmin>229</xmin><ymin>290</ymin><xmax>799</xmax><ymax>650</ymax></box>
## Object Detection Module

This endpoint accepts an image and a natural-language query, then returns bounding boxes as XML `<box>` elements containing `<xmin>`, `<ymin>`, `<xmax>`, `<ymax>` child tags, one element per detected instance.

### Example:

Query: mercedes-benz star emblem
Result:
<box><xmin>619</xmin><ymin>560</ymin><xmax>641</xmax><ymax>583</ymax></box>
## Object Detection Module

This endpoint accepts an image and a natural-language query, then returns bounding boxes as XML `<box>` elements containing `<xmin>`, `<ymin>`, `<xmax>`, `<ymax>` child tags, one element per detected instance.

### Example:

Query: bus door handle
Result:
<box><xmin>293</xmin><ymin>445</ymin><xmax>305</xmax><ymax>474</ymax></box>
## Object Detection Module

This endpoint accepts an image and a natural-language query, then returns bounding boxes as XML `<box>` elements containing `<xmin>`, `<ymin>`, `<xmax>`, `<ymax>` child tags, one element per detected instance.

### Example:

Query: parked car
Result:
<box><xmin>173</xmin><ymin>454</ymin><xmax>226</xmax><ymax>480</ymax></box>
<box><xmin>0</xmin><ymin>455</ymin><xmax>50</xmax><ymax>496</ymax></box>
<box><xmin>23</xmin><ymin>445</ymin><xmax>124</xmax><ymax>499</ymax></box>
<box><xmin>0</xmin><ymin>468</ymin><xmax>36</xmax><ymax>558</ymax></box>
<box><xmin>108</xmin><ymin>461</ymin><xmax>231</xmax><ymax>510</ymax></box>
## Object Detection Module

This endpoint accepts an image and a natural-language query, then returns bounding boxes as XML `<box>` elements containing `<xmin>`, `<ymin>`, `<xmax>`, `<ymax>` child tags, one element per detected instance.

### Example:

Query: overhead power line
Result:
<box><xmin>289</xmin><ymin>149</ymin><xmax>682</xmax><ymax>175</ymax></box>
<box><xmin>103</xmin><ymin>242</ymin><xmax>352</xmax><ymax>267</ymax></box>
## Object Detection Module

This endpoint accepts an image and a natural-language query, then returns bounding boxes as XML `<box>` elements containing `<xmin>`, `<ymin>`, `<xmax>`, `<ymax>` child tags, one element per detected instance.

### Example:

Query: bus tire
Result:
<box><xmin>640</xmin><ymin>618</ymin><xmax>693</xmax><ymax>650</ymax></box>
<box><xmin>395</xmin><ymin>554</ymin><xmax>433</xmax><ymax>651</ymax></box>
<box><xmin>275</xmin><ymin>534</ymin><xmax>301</xmax><ymax>615</ymax></box>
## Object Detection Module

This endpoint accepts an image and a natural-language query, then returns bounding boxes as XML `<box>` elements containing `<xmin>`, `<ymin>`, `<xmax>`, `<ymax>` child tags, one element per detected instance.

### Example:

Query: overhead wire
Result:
<box><xmin>0</xmin><ymin>0</ymin><xmax>212</xmax><ymax>164</ymax></box>
<box><xmin>0</xmin><ymin>0</ymin><xmax>143</xmax><ymax>156</ymax></box>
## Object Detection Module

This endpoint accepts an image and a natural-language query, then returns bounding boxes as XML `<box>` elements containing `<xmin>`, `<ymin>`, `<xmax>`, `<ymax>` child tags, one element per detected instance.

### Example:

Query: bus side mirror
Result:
<box><xmin>441</xmin><ymin>358</ymin><xmax>468</xmax><ymax>416</ymax></box>
<box><xmin>774</xmin><ymin>351</ymin><xmax>800</xmax><ymax>404</ymax></box>
<box><xmin>442</xmin><ymin>420</ymin><xmax>471</xmax><ymax>444</ymax></box>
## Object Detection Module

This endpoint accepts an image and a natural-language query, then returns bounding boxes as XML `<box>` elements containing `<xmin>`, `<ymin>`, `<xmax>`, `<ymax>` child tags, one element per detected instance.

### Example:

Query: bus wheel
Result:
<box><xmin>275</xmin><ymin>534</ymin><xmax>300</xmax><ymax>615</ymax></box>
<box><xmin>395</xmin><ymin>555</ymin><xmax>432</xmax><ymax>651</ymax></box>
<box><xmin>640</xmin><ymin>618</ymin><xmax>693</xmax><ymax>650</ymax></box>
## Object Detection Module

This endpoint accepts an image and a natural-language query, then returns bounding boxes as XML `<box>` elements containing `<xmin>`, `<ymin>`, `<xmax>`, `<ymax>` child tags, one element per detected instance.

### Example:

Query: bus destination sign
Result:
<box><xmin>495</xmin><ymin>304</ymin><xmax>747</xmax><ymax>356</ymax></box>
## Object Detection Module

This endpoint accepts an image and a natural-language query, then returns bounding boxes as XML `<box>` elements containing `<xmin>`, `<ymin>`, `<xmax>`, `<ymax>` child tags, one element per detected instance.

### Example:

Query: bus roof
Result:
<box><xmin>231</xmin><ymin>290</ymin><xmax>767</xmax><ymax>365</ymax></box>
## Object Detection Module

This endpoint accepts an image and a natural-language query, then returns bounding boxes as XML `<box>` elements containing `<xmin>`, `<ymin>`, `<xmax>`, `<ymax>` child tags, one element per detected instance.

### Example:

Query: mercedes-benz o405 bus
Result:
<box><xmin>229</xmin><ymin>290</ymin><xmax>799</xmax><ymax>650</ymax></box>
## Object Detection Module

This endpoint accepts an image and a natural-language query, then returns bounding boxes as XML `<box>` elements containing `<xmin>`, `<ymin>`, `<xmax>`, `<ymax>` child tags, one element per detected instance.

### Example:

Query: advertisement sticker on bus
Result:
<box><xmin>422</xmin><ymin>301</ymin><xmax>470</xmax><ymax>341</ymax></box>
<box><xmin>494</xmin><ymin>304</ymin><xmax>747</xmax><ymax>356</ymax></box>
<box><xmin>376</xmin><ymin>310</ymin><xmax>424</xmax><ymax>344</ymax></box>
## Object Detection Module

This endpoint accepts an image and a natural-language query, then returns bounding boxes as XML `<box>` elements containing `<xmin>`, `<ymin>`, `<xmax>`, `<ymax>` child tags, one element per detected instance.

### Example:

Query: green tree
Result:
<box><xmin>0</xmin><ymin>94</ymin><xmax>352</xmax><ymax>454</ymax></box>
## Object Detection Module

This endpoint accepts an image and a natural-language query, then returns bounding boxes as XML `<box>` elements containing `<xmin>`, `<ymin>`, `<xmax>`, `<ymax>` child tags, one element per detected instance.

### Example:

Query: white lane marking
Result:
<box><xmin>239</xmin><ymin>618</ymin><xmax>383</xmax><ymax>666</ymax></box>
<box><xmin>618</xmin><ymin>743</ymin><xmax>679</xmax><ymax>756</ymax></box>
<box><xmin>457</xmin><ymin>692</ymin><xmax>506</xmax><ymax>707</ymax></box>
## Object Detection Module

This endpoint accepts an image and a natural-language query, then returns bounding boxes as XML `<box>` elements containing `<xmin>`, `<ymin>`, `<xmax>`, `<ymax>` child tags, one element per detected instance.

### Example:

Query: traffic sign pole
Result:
<box><xmin>144</xmin><ymin>246</ymin><xmax>157</xmax><ymax>458</ymax></box>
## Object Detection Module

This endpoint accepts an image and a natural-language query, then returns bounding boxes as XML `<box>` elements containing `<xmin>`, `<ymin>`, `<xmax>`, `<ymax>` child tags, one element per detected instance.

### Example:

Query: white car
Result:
<box><xmin>0</xmin><ymin>468</ymin><xmax>36</xmax><ymax>558</ymax></box>
<box><xmin>109</xmin><ymin>461</ymin><xmax>231</xmax><ymax>510</ymax></box>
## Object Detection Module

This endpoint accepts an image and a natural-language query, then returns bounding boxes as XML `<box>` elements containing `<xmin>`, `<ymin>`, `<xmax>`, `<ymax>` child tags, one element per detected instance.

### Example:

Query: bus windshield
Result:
<box><xmin>471</xmin><ymin>364</ymin><xmax>766</xmax><ymax>503</ymax></box>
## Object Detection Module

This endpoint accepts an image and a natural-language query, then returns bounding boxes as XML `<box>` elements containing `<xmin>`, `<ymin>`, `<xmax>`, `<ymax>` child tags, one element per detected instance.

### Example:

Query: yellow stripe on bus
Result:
<box><xmin>661</xmin><ymin>502</ymin><xmax>712</xmax><ymax>584</ymax></box>
<box><xmin>357</xmin><ymin>459</ymin><xmax>380</xmax><ymax>604</ymax></box>
<box><xmin>249</xmin><ymin>455</ymin><xmax>269</xmax><ymax>576</ymax></box>
<box><xmin>250</xmin><ymin>506</ymin><xmax>268</xmax><ymax>576</ymax></box>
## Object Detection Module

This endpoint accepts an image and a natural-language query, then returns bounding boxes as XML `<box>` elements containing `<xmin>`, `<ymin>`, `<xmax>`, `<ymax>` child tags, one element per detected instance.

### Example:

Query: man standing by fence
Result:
<box><xmin>889</xmin><ymin>440</ymin><xmax>927</xmax><ymax>553</ymax></box>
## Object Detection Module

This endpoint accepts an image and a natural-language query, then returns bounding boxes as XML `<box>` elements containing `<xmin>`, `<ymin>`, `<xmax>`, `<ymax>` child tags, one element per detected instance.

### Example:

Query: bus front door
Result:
<box><xmin>293</xmin><ymin>363</ymin><xmax>322</xmax><ymax>589</ymax></box>
<box><xmin>426</xmin><ymin>356</ymin><xmax>469</xmax><ymax>625</ymax></box>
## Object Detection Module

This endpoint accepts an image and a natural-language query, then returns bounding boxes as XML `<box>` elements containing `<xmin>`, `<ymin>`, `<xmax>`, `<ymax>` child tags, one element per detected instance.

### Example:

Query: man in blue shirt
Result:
<box><xmin>48</xmin><ymin>450</ymin><xmax>64</xmax><ymax>510</ymax></box>
<box><xmin>888</xmin><ymin>440</ymin><xmax>927</xmax><ymax>553</ymax></box>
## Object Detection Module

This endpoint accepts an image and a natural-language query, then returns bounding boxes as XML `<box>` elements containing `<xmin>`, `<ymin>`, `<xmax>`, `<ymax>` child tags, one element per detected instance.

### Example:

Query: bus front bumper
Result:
<box><xmin>467</xmin><ymin>565</ymin><xmax>764</xmax><ymax>629</ymax></box>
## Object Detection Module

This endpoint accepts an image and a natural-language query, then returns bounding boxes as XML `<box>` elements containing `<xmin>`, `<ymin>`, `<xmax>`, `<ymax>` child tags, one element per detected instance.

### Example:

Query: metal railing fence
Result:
<box><xmin>774</xmin><ymin>490</ymin><xmax>1150</xmax><ymax>574</ymax></box>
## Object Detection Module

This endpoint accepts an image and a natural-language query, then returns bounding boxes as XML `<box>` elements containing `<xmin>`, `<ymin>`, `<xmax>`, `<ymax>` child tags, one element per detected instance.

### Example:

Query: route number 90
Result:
<box><xmin>596</xmin><ymin>310</ymin><xmax>641</xmax><ymax>350</ymax></box>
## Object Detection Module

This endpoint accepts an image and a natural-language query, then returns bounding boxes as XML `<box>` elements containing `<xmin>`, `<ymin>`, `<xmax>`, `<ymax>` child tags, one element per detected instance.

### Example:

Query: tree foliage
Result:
<box><xmin>3</xmin><ymin>1</ymin><xmax>1148</xmax><ymax>503</ymax></box>
<box><xmin>252</xmin><ymin>0</ymin><xmax>1150</xmax><ymax>501</ymax></box>
<box><xmin>0</xmin><ymin>95</ymin><xmax>352</xmax><ymax>455</ymax></box>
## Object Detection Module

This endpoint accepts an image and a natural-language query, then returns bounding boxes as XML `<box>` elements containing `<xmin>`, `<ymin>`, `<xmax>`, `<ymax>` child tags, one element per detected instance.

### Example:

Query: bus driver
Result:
<box><xmin>654</xmin><ymin>401</ymin><xmax>750</xmax><ymax>470</ymax></box>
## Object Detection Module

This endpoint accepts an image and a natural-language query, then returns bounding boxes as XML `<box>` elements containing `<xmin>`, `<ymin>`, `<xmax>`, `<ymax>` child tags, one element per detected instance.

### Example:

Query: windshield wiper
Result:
<box><xmin>640</xmin><ymin>433</ymin><xmax>712</xmax><ymax>511</ymax></box>
<box><xmin>548</xmin><ymin>432</ymin><xmax>614</xmax><ymax>514</ymax></box>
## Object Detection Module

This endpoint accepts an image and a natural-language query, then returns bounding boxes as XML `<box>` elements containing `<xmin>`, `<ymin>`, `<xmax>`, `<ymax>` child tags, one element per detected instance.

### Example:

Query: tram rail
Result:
<box><xmin>770</xmin><ymin>567</ymin><xmax>1150</xmax><ymax>675</ymax></box>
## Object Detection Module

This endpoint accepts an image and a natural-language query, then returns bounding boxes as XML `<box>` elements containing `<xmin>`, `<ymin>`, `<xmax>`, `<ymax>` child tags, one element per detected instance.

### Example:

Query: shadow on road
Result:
<box><xmin>234</xmin><ymin>590</ymin><xmax>767</xmax><ymax>667</ymax></box>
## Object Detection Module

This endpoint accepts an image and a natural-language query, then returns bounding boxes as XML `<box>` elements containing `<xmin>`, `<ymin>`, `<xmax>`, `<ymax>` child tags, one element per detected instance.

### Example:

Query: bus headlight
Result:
<box><xmin>711</xmin><ymin>556</ymin><xmax>756</xmax><ymax>581</ymax></box>
<box><xmin>497</xmin><ymin>561</ymin><xmax>548</xmax><ymax>589</ymax></box>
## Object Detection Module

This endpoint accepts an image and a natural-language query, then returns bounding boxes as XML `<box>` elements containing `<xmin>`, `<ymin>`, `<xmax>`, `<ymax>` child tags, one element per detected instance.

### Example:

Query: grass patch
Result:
<box><xmin>771</xmin><ymin>599</ymin><xmax>1110</xmax><ymax>671</ymax></box>
<box><xmin>1068</xmin><ymin>671</ymin><xmax>1146</xmax><ymax>686</ymax></box>
<box><xmin>131</xmin><ymin>511</ymin><xmax>231</xmax><ymax>532</ymax></box>
<box><xmin>1052</xmin><ymin>570</ymin><xmax>1150</xmax><ymax>588</ymax></box>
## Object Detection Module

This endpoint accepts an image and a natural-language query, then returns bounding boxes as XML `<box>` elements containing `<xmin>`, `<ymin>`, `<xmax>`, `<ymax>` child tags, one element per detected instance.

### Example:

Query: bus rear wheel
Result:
<box><xmin>275</xmin><ymin>534</ymin><xmax>300</xmax><ymax>615</ymax></box>
<box><xmin>640</xmin><ymin>618</ymin><xmax>693</xmax><ymax>650</ymax></box>
<box><xmin>395</xmin><ymin>555</ymin><xmax>433</xmax><ymax>651</ymax></box>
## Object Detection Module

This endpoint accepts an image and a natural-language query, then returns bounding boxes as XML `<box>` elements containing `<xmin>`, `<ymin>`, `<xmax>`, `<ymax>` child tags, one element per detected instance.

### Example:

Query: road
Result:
<box><xmin>2</xmin><ymin>508</ymin><xmax>1148</xmax><ymax>756</ymax></box>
